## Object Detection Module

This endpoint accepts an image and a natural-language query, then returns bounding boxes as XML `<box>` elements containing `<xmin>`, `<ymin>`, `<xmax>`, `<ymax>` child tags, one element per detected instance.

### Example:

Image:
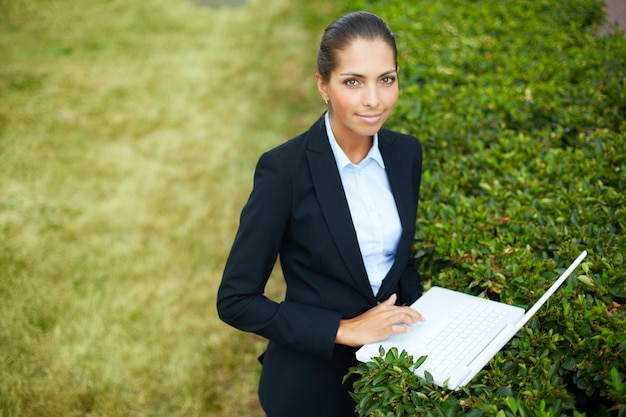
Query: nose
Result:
<box><xmin>362</xmin><ymin>85</ymin><xmax>380</xmax><ymax>108</ymax></box>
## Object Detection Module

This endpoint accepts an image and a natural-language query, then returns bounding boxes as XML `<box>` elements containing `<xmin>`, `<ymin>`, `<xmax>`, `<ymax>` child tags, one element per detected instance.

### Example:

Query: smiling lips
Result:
<box><xmin>357</xmin><ymin>113</ymin><xmax>384</xmax><ymax>124</ymax></box>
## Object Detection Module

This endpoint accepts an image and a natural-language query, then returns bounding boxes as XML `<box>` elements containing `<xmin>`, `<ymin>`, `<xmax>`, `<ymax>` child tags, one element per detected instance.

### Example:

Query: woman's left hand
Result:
<box><xmin>335</xmin><ymin>293</ymin><xmax>424</xmax><ymax>347</ymax></box>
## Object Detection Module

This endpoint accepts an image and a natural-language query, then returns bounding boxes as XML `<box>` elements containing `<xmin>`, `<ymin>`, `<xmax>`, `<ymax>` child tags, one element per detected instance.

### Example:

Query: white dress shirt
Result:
<box><xmin>324</xmin><ymin>112</ymin><xmax>402</xmax><ymax>295</ymax></box>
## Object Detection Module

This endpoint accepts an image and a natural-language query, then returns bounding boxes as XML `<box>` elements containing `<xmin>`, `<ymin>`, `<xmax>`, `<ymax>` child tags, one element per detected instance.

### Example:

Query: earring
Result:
<box><xmin>324</xmin><ymin>99</ymin><xmax>329</xmax><ymax>105</ymax></box>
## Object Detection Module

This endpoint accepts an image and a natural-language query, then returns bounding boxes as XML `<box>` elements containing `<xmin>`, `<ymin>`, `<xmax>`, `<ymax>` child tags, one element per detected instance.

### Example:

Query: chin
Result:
<box><xmin>359</xmin><ymin>125</ymin><xmax>385</xmax><ymax>137</ymax></box>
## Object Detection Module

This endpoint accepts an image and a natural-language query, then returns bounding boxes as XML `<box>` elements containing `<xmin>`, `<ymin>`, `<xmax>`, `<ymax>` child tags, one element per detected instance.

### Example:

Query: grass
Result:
<box><xmin>0</xmin><ymin>0</ymin><xmax>334</xmax><ymax>415</ymax></box>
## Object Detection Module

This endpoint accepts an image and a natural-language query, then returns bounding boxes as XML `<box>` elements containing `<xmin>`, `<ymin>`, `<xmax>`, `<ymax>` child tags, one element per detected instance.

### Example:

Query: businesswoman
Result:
<box><xmin>217</xmin><ymin>11</ymin><xmax>424</xmax><ymax>417</ymax></box>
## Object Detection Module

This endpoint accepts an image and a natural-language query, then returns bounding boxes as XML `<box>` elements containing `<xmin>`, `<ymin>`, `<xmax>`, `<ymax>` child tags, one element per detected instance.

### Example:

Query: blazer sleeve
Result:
<box><xmin>217</xmin><ymin>150</ymin><xmax>342</xmax><ymax>360</ymax></box>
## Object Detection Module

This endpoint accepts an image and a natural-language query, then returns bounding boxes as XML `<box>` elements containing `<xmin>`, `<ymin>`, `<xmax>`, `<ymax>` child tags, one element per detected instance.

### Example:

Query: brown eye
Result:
<box><xmin>344</xmin><ymin>79</ymin><xmax>360</xmax><ymax>86</ymax></box>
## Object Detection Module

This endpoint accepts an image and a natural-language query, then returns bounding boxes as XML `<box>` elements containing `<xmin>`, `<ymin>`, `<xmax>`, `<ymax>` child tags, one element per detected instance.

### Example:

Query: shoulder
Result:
<box><xmin>379</xmin><ymin>127</ymin><xmax>422</xmax><ymax>155</ymax></box>
<box><xmin>265</xmin><ymin>131</ymin><xmax>308</xmax><ymax>158</ymax></box>
<box><xmin>380</xmin><ymin>127</ymin><xmax>417</xmax><ymax>141</ymax></box>
<box><xmin>259</xmin><ymin>116</ymin><xmax>326</xmax><ymax>164</ymax></box>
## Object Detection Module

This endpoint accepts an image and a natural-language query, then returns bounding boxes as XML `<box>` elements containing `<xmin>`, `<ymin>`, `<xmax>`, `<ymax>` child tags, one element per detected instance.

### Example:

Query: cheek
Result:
<box><xmin>387</xmin><ymin>87</ymin><xmax>399</xmax><ymax>105</ymax></box>
<box><xmin>331</xmin><ymin>91</ymin><xmax>357</xmax><ymax>111</ymax></box>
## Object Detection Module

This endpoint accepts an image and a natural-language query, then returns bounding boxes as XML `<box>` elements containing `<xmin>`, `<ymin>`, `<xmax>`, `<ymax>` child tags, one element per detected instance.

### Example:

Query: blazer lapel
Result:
<box><xmin>305</xmin><ymin>118</ymin><xmax>376</xmax><ymax>302</ymax></box>
<box><xmin>377</xmin><ymin>130</ymin><xmax>415</xmax><ymax>300</ymax></box>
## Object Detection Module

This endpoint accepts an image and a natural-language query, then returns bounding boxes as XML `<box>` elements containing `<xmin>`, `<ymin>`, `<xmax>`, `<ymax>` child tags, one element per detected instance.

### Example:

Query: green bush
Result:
<box><xmin>339</xmin><ymin>0</ymin><xmax>626</xmax><ymax>415</ymax></box>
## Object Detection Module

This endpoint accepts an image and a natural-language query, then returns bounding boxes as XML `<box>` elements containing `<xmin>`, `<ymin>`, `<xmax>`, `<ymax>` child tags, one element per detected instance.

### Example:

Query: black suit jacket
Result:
<box><xmin>217</xmin><ymin>115</ymin><xmax>423</xmax><ymax>417</ymax></box>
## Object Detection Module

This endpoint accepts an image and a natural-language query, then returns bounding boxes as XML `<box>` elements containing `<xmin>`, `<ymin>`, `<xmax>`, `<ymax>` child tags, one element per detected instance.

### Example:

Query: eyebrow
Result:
<box><xmin>338</xmin><ymin>69</ymin><xmax>398</xmax><ymax>78</ymax></box>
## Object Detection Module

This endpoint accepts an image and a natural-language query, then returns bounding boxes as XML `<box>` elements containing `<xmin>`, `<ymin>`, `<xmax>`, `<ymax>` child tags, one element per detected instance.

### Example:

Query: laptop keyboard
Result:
<box><xmin>412</xmin><ymin>301</ymin><xmax>507</xmax><ymax>374</ymax></box>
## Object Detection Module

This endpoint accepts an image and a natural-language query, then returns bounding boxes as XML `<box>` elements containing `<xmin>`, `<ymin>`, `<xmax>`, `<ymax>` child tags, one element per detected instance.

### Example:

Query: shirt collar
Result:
<box><xmin>324</xmin><ymin>112</ymin><xmax>385</xmax><ymax>170</ymax></box>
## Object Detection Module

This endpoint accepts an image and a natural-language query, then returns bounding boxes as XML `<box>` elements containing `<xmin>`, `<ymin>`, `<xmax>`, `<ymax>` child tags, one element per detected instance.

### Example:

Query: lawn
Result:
<box><xmin>0</xmin><ymin>0</ymin><xmax>332</xmax><ymax>415</ymax></box>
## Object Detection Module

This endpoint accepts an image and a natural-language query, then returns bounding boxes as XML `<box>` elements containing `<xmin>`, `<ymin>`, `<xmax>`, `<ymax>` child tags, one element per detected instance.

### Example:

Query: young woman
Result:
<box><xmin>217</xmin><ymin>11</ymin><xmax>424</xmax><ymax>417</ymax></box>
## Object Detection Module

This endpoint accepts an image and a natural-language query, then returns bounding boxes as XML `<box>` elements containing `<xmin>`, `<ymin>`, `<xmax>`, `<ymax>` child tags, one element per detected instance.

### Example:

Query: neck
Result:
<box><xmin>337</xmin><ymin>136</ymin><xmax>373</xmax><ymax>164</ymax></box>
<box><xmin>328</xmin><ymin>114</ymin><xmax>374</xmax><ymax>164</ymax></box>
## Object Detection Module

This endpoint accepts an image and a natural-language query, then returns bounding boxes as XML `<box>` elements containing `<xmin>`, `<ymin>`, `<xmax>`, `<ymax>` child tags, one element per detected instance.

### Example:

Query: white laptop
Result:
<box><xmin>356</xmin><ymin>250</ymin><xmax>588</xmax><ymax>390</ymax></box>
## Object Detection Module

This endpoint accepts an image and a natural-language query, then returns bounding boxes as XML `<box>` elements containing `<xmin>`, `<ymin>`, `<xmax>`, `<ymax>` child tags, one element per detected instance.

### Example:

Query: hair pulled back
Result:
<box><xmin>317</xmin><ymin>11</ymin><xmax>397</xmax><ymax>82</ymax></box>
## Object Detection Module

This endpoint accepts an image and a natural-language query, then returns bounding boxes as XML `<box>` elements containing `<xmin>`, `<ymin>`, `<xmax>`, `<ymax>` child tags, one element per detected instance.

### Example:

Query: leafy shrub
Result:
<box><xmin>338</xmin><ymin>0</ymin><xmax>626</xmax><ymax>415</ymax></box>
<box><xmin>347</xmin><ymin>346</ymin><xmax>578</xmax><ymax>417</ymax></box>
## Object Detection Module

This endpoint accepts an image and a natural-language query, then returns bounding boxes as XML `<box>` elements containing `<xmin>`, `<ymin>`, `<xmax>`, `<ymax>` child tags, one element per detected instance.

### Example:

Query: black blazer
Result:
<box><xmin>217</xmin><ymin>115</ymin><xmax>423</xmax><ymax>417</ymax></box>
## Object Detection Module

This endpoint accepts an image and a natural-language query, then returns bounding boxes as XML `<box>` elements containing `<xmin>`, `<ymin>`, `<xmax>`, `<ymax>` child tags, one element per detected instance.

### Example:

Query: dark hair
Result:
<box><xmin>317</xmin><ymin>11</ymin><xmax>397</xmax><ymax>82</ymax></box>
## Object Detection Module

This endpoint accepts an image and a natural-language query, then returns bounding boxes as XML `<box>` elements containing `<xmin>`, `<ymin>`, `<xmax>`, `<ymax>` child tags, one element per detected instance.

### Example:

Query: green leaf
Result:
<box><xmin>505</xmin><ymin>396</ymin><xmax>519</xmax><ymax>413</ymax></box>
<box><xmin>414</xmin><ymin>354</ymin><xmax>428</xmax><ymax>369</ymax></box>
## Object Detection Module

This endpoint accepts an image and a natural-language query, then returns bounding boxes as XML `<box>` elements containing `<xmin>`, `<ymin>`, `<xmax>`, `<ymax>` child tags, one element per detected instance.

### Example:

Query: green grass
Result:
<box><xmin>0</xmin><ymin>0</ymin><xmax>334</xmax><ymax>415</ymax></box>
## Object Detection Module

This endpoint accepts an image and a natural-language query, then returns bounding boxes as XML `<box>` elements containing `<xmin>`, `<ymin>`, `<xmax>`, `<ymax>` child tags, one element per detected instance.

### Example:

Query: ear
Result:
<box><xmin>315</xmin><ymin>72</ymin><xmax>329</xmax><ymax>103</ymax></box>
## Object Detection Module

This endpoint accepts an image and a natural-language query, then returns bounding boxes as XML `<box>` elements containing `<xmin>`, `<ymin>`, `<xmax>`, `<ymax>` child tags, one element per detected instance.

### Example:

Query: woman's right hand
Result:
<box><xmin>335</xmin><ymin>293</ymin><xmax>424</xmax><ymax>347</ymax></box>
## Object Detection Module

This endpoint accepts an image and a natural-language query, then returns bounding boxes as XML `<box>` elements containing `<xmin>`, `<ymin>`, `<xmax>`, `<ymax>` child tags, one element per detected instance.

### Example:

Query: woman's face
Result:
<box><xmin>316</xmin><ymin>37</ymin><xmax>398</xmax><ymax>144</ymax></box>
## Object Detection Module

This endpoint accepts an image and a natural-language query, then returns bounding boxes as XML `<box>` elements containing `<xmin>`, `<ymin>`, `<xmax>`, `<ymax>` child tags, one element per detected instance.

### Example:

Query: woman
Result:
<box><xmin>217</xmin><ymin>11</ymin><xmax>424</xmax><ymax>417</ymax></box>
